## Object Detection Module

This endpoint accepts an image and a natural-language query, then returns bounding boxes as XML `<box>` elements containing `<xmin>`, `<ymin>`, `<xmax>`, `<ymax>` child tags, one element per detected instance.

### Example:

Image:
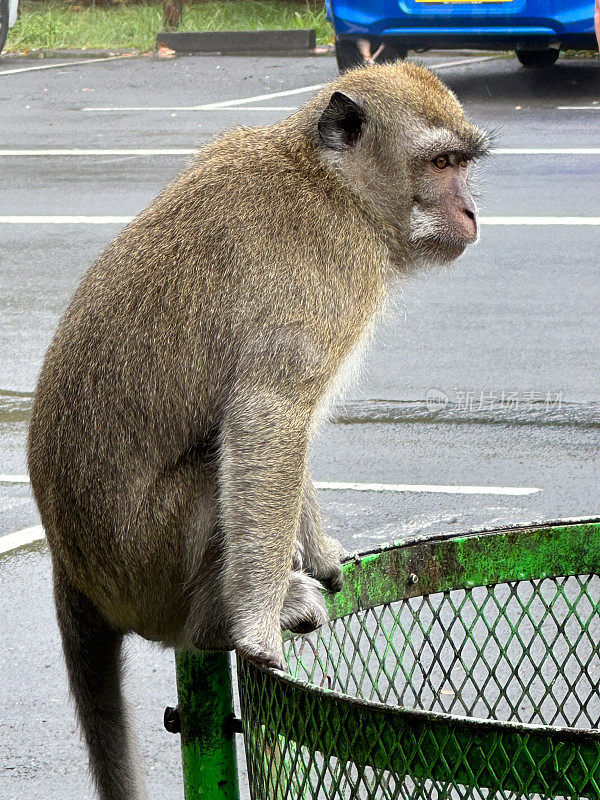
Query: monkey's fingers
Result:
<box><xmin>305</xmin><ymin>537</ymin><xmax>346</xmax><ymax>595</ymax></box>
<box><xmin>319</xmin><ymin>569</ymin><xmax>344</xmax><ymax>595</ymax></box>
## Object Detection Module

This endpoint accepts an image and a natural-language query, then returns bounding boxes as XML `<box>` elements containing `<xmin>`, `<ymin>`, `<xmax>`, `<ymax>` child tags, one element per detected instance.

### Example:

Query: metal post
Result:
<box><xmin>175</xmin><ymin>649</ymin><xmax>241</xmax><ymax>800</ymax></box>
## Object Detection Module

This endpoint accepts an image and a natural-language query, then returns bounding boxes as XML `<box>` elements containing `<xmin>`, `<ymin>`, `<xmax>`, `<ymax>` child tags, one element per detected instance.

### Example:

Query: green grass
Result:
<box><xmin>5</xmin><ymin>0</ymin><xmax>333</xmax><ymax>53</ymax></box>
<box><xmin>563</xmin><ymin>49</ymin><xmax>599</xmax><ymax>59</ymax></box>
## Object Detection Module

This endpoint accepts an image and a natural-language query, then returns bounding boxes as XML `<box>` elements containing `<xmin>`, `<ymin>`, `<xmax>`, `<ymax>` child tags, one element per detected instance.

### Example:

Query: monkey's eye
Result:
<box><xmin>432</xmin><ymin>155</ymin><xmax>449</xmax><ymax>169</ymax></box>
<box><xmin>460</xmin><ymin>158</ymin><xmax>469</xmax><ymax>169</ymax></box>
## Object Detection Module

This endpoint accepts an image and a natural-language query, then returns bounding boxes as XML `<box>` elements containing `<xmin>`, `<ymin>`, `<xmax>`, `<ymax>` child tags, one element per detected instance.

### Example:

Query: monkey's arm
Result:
<box><xmin>298</xmin><ymin>470</ymin><xmax>345</xmax><ymax>593</ymax></box>
<box><xmin>218</xmin><ymin>388</ymin><xmax>322</xmax><ymax>669</ymax></box>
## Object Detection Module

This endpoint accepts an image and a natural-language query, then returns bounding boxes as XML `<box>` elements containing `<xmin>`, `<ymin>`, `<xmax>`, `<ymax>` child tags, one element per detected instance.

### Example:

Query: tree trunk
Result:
<box><xmin>163</xmin><ymin>0</ymin><xmax>183</xmax><ymax>30</ymax></box>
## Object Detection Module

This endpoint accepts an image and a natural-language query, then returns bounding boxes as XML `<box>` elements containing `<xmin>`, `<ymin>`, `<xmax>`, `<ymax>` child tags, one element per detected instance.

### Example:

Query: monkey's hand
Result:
<box><xmin>298</xmin><ymin>473</ymin><xmax>346</xmax><ymax>594</ymax></box>
<box><xmin>303</xmin><ymin>534</ymin><xmax>346</xmax><ymax>595</ymax></box>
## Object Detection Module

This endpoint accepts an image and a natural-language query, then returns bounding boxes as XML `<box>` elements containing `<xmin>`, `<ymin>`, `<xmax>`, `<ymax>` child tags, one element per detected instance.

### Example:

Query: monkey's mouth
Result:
<box><xmin>410</xmin><ymin>199</ymin><xmax>478</xmax><ymax>251</ymax></box>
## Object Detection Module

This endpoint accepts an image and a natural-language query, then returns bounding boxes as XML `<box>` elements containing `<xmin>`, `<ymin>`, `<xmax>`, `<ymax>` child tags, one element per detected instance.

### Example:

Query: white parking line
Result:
<box><xmin>2</xmin><ymin>147</ymin><xmax>600</xmax><ymax>157</ymax></box>
<box><xmin>430</xmin><ymin>55</ymin><xmax>500</xmax><ymax>70</ymax></box>
<box><xmin>0</xmin><ymin>54</ymin><xmax>133</xmax><ymax>76</ymax></box>
<box><xmin>0</xmin><ymin>526</ymin><xmax>45</xmax><ymax>555</ymax></box>
<box><xmin>0</xmin><ymin>474</ymin><xmax>30</xmax><ymax>483</ymax></box>
<box><xmin>83</xmin><ymin>84</ymin><xmax>324</xmax><ymax>113</ymax></box>
<box><xmin>314</xmin><ymin>482</ymin><xmax>540</xmax><ymax>496</ymax></box>
<box><xmin>2</xmin><ymin>216</ymin><xmax>599</xmax><ymax>225</ymax></box>
<box><xmin>557</xmin><ymin>106</ymin><xmax>600</xmax><ymax>111</ymax></box>
<box><xmin>83</xmin><ymin>105</ymin><xmax>299</xmax><ymax>112</ymax></box>
<box><xmin>0</xmin><ymin>53</ymin><xmax>499</xmax><ymax>87</ymax></box>
<box><xmin>492</xmin><ymin>148</ymin><xmax>600</xmax><ymax>155</ymax></box>
<box><xmin>0</xmin><ymin>472</ymin><xmax>539</xmax><ymax>496</ymax></box>
<box><xmin>0</xmin><ymin>479</ymin><xmax>539</xmax><ymax>555</ymax></box>
<box><xmin>0</xmin><ymin>149</ymin><xmax>197</xmax><ymax>156</ymax></box>
<box><xmin>483</xmin><ymin>217</ymin><xmax>600</xmax><ymax>226</ymax></box>
<box><xmin>82</xmin><ymin>56</ymin><xmax>500</xmax><ymax>113</ymax></box>
<box><xmin>0</xmin><ymin>216</ymin><xmax>132</xmax><ymax>223</ymax></box>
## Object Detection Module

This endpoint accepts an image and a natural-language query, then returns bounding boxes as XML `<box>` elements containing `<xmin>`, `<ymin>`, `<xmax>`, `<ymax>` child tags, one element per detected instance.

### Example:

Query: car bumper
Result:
<box><xmin>330</xmin><ymin>0</ymin><xmax>597</xmax><ymax>47</ymax></box>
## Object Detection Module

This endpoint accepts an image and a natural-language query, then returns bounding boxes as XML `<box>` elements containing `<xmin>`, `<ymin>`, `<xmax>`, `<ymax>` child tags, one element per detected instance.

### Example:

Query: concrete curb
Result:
<box><xmin>156</xmin><ymin>29</ymin><xmax>316</xmax><ymax>55</ymax></box>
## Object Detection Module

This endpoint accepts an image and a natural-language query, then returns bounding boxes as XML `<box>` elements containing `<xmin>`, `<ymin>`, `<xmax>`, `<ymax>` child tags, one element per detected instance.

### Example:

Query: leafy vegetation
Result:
<box><xmin>5</xmin><ymin>0</ymin><xmax>333</xmax><ymax>53</ymax></box>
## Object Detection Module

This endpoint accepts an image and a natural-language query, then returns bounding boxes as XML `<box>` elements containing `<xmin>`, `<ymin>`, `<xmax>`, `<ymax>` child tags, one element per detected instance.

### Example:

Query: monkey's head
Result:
<box><xmin>310</xmin><ymin>61</ymin><xmax>490</xmax><ymax>268</ymax></box>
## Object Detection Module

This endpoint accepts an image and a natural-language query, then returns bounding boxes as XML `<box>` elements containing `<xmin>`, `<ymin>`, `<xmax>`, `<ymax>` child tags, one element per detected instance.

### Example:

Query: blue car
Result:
<box><xmin>327</xmin><ymin>0</ymin><xmax>597</xmax><ymax>69</ymax></box>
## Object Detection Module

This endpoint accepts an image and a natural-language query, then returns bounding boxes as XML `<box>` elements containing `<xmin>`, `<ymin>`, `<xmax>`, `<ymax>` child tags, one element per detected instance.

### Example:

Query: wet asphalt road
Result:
<box><xmin>0</xmin><ymin>51</ymin><xmax>599</xmax><ymax>799</ymax></box>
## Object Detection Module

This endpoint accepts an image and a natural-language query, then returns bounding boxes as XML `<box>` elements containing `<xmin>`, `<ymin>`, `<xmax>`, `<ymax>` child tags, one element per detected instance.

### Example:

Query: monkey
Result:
<box><xmin>27</xmin><ymin>61</ymin><xmax>489</xmax><ymax>800</ymax></box>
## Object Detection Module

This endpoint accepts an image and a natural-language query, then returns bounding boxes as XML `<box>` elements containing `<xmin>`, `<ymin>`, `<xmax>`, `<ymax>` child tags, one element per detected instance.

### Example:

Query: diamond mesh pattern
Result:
<box><xmin>238</xmin><ymin>573</ymin><xmax>600</xmax><ymax>800</ymax></box>
<box><xmin>286</xmin><ymin>576</ymin><xmax>600</xmax><ymax>729</ymax></box>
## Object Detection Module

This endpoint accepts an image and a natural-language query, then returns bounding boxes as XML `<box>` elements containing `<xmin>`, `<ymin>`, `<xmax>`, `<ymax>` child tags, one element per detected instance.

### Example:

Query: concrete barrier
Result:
<box><xmin>156</xmin><ymin>29</ymin><xmax>316</xmax><ymax>54</ymax></box>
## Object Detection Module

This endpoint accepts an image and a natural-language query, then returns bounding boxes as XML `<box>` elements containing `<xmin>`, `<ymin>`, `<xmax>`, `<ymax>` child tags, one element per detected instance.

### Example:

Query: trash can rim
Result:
<box><xmin>246</xmin><ymin>659</ymin><xmax>600</xmax><ymax>742</ymax></box>
<box><xmin>340</xmin><ymin>515</ymin><xmax>600</xmax><ymax>565</ymax></box>
<box><xmin>241</xmin><ymin>516</ymin><xmax>600</xmax><ymax>743</ymax></box>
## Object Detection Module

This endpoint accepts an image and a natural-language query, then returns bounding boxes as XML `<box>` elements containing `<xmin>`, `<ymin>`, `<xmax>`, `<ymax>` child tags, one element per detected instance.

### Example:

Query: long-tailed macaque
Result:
<box><xmin>28</xmin><ymin>62</ymin><xmax>489</xmax><ymax>800</ymax></box>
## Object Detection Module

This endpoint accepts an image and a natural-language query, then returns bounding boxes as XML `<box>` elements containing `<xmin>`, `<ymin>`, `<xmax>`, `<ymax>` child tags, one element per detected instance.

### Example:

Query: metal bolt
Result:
<box><xmin>164</xmin><ymin>706</ymin><xmax>181</xmax><ymax>734</ymax></box>
<box><xmin>224</xmin><ymin>713</ymin><xmax>244</xmax><ymax>736</ymax></box>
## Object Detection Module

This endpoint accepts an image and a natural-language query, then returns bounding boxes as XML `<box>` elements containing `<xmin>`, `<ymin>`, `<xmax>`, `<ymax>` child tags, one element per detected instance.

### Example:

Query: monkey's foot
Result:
<box><xmin>281</xmin><ymin>571</ymin><xmax>329</xmax><ymax>636</ymax></box>
<box><xmin>306</xmin><ymin>535</ymin><xmax>346</xmax><ymax>595</ymax></box>
<box><xmin>235</xmin><ymin>639</ymin><xmax>286</xmax><ymax>672</ymax></box>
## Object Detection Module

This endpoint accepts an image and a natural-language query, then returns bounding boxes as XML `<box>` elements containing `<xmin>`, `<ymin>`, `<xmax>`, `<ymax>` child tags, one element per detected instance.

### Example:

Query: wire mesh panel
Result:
<box><xmin>238</xmin><ymin>520</ymin><xmax>600</xmax><ymax>800</ymax></box>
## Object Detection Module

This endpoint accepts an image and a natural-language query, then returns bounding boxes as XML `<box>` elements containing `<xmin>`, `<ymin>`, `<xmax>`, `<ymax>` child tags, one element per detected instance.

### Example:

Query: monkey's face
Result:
<box><xmin>315</xmin><ymin>62</ymin><xmax>490</xmax><ymax>269</ymax></box>
<box><xmin>406</xmin><ymin>144</ymin><xmax>481</xmax><ymax>266</ymax></box>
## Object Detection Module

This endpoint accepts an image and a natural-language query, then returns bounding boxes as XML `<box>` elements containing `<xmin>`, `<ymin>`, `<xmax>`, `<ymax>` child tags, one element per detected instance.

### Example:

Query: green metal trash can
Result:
<box><xmin>176</xmin><ymin>519</ymin><xmax>600</xmax><ymax>799</ymax></box>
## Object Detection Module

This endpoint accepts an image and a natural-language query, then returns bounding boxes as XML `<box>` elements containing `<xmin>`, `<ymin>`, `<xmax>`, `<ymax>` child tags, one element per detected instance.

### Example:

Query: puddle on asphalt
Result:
<box><xmin>0</xmin><ymin>389</ymin><xmax>33</xmax><ymax>424</ymax></box>
<box><xmin>0</xmin><ymin>536</ymin><xmax>46</xmax><ymax>562</ymax></box>
<box><xmin>335</xmin><ymin>398</ymin><xmax>600</xmax><ymax>428</ymax></box>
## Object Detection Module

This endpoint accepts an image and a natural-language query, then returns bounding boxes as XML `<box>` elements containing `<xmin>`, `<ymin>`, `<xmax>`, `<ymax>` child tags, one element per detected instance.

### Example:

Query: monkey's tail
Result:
<box><xmin>54</xmin><ymin>570</ymin><xmax>147</xmax><ymax>800</ymax></box>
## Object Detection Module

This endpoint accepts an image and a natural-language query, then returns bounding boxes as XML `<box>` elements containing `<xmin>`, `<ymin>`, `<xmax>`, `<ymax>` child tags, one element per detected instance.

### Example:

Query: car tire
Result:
<box><xmin>335</xmin><ymin>37</ymin><xmax>408</xmax><ymax>73</ymax></box>
<box><xmin>0</xmin><ymin>0</ymin><xmax>9</xmax><ymax>54</ymax></box>
<box><xmin>516</xmin><ymin>48</ymin><xmax>560</xmax><ymax>68</ymax></box>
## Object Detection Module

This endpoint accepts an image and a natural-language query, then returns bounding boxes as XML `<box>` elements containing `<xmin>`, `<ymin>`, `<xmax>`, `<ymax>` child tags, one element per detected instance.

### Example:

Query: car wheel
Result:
<box><xmin>516</xmin><ymin>48</ymin><xmax>560</xmax><ymax>68</ymax></box>
<box><xmin>0</xmin><ymin>0</ymin><xmax>9</xmax><ymax>54</ymax></box>
<box><xmin>379</xmin><ymin>42</ymin><xmax>408</xmax><ymax>64</ymax></box>
<box><xmin>335</xmin><ymin>38</ymin><xmax>363</xmax><ymax>72</ymax></box>
<box><xmin>335</xmin><ymin>37</ymin><xmax>408</xmax><ymax>73</ymax></box>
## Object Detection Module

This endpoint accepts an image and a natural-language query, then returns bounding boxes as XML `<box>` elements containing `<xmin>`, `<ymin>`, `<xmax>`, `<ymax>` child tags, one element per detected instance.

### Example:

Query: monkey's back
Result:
<box><xmin>28</xmin><ymin>123</ymin><xmax>385</xmax><ymax>628</ymax></box>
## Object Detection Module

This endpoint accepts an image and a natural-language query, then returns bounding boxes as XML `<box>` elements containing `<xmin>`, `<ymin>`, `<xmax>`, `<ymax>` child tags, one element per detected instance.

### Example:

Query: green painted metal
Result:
<box><xmin>175</xmin><ymin>649</ymin><xmax>240</xmax><ymax>800</ymax></box>
<box><xmin>238</xmin><ymin>519</ymin><xmax>600</xmax><ymax>799</ymax></box>
<box><xmin>324</xmin><ymin>520</ymin><xmax>600</xmax><ymax>621</ymax></box>
<box><xmin>240</xmin><ymin>661</ymin><xmax>600</xmax><ymax>798</ymax></box>
<box><xmin>175</xmin><ymin>520</ymin><xmax>600</xmax><ymax>798</ymax></box>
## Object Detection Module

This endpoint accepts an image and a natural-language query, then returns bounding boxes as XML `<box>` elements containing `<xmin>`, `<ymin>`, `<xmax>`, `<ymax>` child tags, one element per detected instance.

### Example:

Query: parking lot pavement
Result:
<box><xmin>1</xmin><ymin>51</ymin><xmax>599</xmax><ymax>800</ymax></box>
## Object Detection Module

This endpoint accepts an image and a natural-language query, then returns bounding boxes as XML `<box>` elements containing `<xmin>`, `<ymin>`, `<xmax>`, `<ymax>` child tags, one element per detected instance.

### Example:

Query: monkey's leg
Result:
<box><xmin>297</xmin><ymin>469</ymin><xmax>345</xmax><ymax>593</ymax></box>
<box><xmin>219</xmin><ymin>391</ymin><xmax>328</xmax><ymax>670</ymax></box>
<box><xmin>54</xmin><ymin>570</ymin><xmax>146</xmax><ymax>800</ymax></box>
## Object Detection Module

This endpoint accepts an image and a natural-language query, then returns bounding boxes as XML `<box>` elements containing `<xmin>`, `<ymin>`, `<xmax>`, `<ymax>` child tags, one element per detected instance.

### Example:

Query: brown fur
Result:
<box><xmin>28</xmin><ymin>62</ymin><xmax>488</xmax><ymax>800</ymax></box>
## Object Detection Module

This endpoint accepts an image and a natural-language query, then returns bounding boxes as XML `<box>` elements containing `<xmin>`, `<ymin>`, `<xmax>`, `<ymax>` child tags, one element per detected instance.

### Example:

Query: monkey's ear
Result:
<box><xmin>318</xmin><ymin>91</ymin><xmax>365</xmax><ymax>152</ymax></box>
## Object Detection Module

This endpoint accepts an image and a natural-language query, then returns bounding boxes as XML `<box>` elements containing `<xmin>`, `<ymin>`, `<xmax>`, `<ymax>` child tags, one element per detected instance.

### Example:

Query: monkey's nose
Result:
<box><xmin>460</xmin><ymin>207</ymin><xmax>478</xmax><ymax>242</ymax></box>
